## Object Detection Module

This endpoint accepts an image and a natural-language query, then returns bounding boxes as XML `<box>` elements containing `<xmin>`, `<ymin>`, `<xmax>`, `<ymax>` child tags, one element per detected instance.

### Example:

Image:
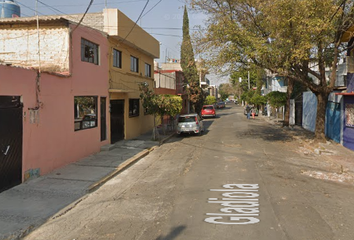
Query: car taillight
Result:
<box><xmin>195</xmin><ymin>117</ymin><xmax>198</xmax><ymax>124</ymax></box>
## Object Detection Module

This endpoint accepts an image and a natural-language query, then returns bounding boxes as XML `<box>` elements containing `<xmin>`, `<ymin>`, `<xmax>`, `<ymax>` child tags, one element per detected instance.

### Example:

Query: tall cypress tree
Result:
<box><xmin>180</xmin><ymin>5</ymin><xmax>203</xmax><ymax>113</ymax></box>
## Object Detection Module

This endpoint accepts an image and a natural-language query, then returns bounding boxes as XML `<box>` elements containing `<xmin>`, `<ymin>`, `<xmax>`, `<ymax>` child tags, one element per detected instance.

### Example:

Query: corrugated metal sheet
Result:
<box><xmin>0</xmin><ymin>15</ymin><xmax>69</xmax><ymax>24</ymax></box>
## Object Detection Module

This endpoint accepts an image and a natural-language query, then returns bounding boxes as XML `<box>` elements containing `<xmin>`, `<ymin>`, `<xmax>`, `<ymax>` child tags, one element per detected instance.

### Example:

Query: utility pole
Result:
<box><xmin>248</xmin><ymin>71</ymin><xmax>250</xmax><ymax>90</ymax></box>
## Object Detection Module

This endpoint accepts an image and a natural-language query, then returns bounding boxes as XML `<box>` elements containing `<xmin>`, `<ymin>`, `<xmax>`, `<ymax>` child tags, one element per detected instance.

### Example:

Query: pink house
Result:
<box><xmin>0</xmin><ymin>17</ymin><xmax>109</xmax><ymax>192</ymax></box>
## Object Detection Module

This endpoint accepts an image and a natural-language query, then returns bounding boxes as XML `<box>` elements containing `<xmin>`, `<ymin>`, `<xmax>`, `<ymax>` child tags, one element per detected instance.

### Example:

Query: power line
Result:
<box><xmin>16</xmin><ymin>1</ymin><xmax>46</xmax><ymax>15</ymax></box>
<box><xmin>37</xmin><ymin>0</ymin><xmax>69</xmax><ymax>15</ymax></box>
<box><xmin>141</xmin><ymin>0</ymin><xmax>163</xmax><ymax>18</ymax></box>
<box><xmin>149</xmin><ymin>33</ymin><xmax>182</xmax><ymax>38</ymax></box>
<box><xmin>71</xmin><ymin>0</ymin><xmax>94</xmax><ymax>33</ymax></box>
<box><xmin>35</xmin><ymin>0</ymin><xmax>146</xmax><ymax>8</ymax></box>
<box><xmin>121</xmin><ymin>0</ymin><xmax>149</xmax><ymax>42</ymax></box>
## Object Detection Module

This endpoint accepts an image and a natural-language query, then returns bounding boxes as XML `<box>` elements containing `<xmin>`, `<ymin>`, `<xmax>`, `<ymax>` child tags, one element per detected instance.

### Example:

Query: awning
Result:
<box><xmin>335</xmin><ymin>92</ymin><xmax>354</xmax><ymax>96</ymax></box>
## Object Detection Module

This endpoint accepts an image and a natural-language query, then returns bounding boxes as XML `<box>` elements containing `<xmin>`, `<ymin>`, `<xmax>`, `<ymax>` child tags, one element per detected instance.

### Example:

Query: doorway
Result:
<box><xmin>0</xmin><ymin>96</ymin><xmax>23</xmax><ymax>193</ymax></box>
<box><xmin>110</xmin><ymin>100</ymin><xmax>125</xmax><ymax>143</ymax></box>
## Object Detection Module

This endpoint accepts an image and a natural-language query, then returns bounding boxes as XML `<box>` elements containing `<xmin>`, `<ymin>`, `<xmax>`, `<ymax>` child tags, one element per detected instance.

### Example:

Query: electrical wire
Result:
<box><xmin>36</xmin><ymin>0</ymin><xmax>69</xmax><ymax>15</ymax></box>
<box><xmin>120</xmin><ymin>0</ymin><xmax>149</xmax><ymax>42</ymax></box>
<box><xmin>71</xmin><ymin>0</ymin><xmax>94</xmax><ymax>33</ymax></box>
<box><xmin>149</xmin><ymin>33</ymin><xmax>182</xmax><ymax>38</ymax></box>
<box><xmin>38</xmin><ymin>0</ymin><xmax>146</xmax><ymax>8</ymax></box>
<box><xmin>141</xmin><ymin>0</ymin><xmax>163</xmax><ymax>18</ymax></box>
<box><xmin>16</xmin><ymin>1</ymin><xmax>46</xmax><ymax>15</ymax></box>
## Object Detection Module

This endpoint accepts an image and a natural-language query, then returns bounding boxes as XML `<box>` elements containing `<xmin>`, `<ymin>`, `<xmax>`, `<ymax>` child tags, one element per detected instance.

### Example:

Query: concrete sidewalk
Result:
<box><xmin>259</xmin><ymin>115</ymin><xmax>354</xmax><ymax>183</ymax></box>
<box><xmin>0</xmin><ymin>129</ymin><xmax>175</xmax><ymax>240</ymax></box>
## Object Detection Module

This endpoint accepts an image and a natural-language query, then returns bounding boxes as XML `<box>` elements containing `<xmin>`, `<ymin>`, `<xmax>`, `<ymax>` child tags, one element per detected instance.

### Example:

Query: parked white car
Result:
<box><xmin>177</xmin><ymin>113</ymin><xmax>204</xmax><ymax>135</ymax></box>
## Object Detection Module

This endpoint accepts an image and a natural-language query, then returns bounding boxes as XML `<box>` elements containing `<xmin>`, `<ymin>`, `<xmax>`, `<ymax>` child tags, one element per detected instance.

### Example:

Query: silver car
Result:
<box><xmin>177</xmin><ymin>113</ymin><xmax>204</xmax><ymax>135</ymax></box>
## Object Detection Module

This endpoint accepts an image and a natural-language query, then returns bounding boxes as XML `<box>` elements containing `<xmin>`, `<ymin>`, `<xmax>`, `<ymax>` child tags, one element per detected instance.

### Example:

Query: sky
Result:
<box><xmin>13</xmin><ymin>0</ymin><xmax>228</xmax><ymax>86</ymax></box>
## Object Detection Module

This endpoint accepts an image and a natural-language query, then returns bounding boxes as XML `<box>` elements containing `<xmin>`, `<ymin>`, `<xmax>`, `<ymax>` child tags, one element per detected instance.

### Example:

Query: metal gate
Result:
<box><xmin>0</xmin><ymin>96</ymin><xmax>23</xmax><ymax>193</ymax></box>
<box><xmin>295</xmin><ymin>94</ymin><xmax>303</xmax><ymax>126</ymax></box>
<box><xmin>326</xmin><ymin>101</ymin><xmax>341</xmax><ymax>143</ymax></box>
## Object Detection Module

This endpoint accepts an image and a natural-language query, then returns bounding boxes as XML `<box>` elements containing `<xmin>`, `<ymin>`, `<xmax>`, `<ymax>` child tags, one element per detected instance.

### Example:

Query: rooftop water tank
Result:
<box><xmin>0</xmin><ymin>0</ymin><xmax>21</xmax><ymax>18</ymax></box>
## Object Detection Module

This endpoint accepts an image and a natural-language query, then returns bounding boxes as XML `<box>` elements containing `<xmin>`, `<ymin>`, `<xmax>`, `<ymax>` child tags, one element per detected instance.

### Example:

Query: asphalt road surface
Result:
<box><xmin>24</xmin><ymin>105</ymin><xmax>354</xmax><ymax>240</ymax></box>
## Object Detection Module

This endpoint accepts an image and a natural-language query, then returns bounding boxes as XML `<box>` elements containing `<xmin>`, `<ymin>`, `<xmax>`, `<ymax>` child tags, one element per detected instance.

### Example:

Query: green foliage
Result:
<box><xmin>139</xmin><ymin>82</ymin><xmax>182</xmax><ymax>117</ymax></box>
<box><xmin>180</xmin><ymin>5</ymin><xmax>204</xmax><ymax>113</ymax></box>
<box><xmin>251</xmin><ymin>94</ymin><xmax>267</xmax><ymax>107</ymax></box>
<box><xmin>190</xmin><ymin>0</ymin><xmax>354</xmax><ymax>139</ymax></box>
<box><xmin>204</xmin><ymin>95</ymin><xmax>216</xmax><ymax>105</ymax></box>
<box><xmin>266</xmin><ymin>91</ymin><xmax>287</xmax><ymax>109</ymax></box>
<box><xmin>161</xmin><ymin>95</ymin><xmax>183</xmax><ymax>117</ymax></box>
<box><xmin>139</xmin><ymin>82</ymin><xmax>159</xmax><ymax>115</ymax></box>
<box><xmin>240</xmin><ymin>90</ymin><xmax>255</xmax><ymax>103</ymax></box>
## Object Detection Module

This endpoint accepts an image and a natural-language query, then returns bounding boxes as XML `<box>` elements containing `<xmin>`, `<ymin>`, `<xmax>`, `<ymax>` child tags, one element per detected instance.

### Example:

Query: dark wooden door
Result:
<box><xmin>110</xmin><ymin>100</ymin><xmax>125</xmax><ymax>143</ymax></box>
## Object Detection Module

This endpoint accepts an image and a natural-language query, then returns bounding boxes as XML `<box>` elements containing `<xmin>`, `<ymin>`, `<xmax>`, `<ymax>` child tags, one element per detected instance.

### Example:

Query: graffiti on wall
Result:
<box><xmin>345</xmin><ymin>103</ymin><xmax>354</xmax><ymax>127</ymax></box>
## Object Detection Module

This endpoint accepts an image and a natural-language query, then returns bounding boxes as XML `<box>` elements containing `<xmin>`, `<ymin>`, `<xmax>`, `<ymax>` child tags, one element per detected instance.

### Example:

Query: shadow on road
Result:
<box><xmin>156</xmin><ymin>225</ymin><xmax>186</xmax><ymax>240</ymax></box>
<box><xmin>237</xmin><ymin>123</ymin><xmax>315</xmax><ymax>143</ymax></box>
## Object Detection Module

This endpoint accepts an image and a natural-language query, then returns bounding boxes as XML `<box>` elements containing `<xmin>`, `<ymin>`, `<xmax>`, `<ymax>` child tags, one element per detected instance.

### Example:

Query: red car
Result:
<box><xmin>201</xmin><ymin>105</ymin><xmax>216</xmax><ymax>118</ymax></box>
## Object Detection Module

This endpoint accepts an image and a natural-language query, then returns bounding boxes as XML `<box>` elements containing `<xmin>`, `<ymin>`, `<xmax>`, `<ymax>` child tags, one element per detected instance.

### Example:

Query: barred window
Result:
<box><xmin>81</xmin><ymin>38</ymin><xmax>99</xmax><ymax>65</ymax></box>
<box><xmin>130</xmin><ymin>56</ymin><xmax>139</xmax><ymax>73</ymax></box>
<box><xmin>113</xmin><ymin>49</ymin><xmax>122</xmax><ymax>68</ymax></box>
<box><xmin>129</xmin><ymin>99</ymin><xmax>140</xmax><ymax>117</ymax></box>
<box><xmin>145</xmin><ymin>63</ymin><xmax>151</xmax><ymax>77</ymax></box>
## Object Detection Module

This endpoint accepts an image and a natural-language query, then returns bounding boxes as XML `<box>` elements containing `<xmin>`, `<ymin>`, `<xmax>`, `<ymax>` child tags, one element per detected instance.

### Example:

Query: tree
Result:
<box><xmin>267</xmin><ymin>91</ymin><xmax>287</xmax><ymax>120</ymax></box>
<box><xmin>190</xmin><ymin>0</ymin><xmax>354</xmax><ymax>140</ymax></box>
<box><xmin>219</xmin><ymin>83</ymin><xmax>235</xmax><ymax>101</ymax></box>
<box><xmin>139</xmin><ymin>82</ymin><xmax>160</xmax><ymax>140</ymax></box>
<box><xmin>251</xmin><ymin>94</ymin><xmax>267</xmax><ymax>109</ymax></box>
<box><xmin>204</xmin><ymin>95</ymin><xmax>217</xmax><ymax>105</ymax></box>
<box><xmin>181</xmin><ymin>5</ymin><xmax>204</xmax><ymax>114</ymax></box>
<box><xmin>139</xmin><ymin>83</ymin><xmax>182</xmax><ymax>139</ymax></box>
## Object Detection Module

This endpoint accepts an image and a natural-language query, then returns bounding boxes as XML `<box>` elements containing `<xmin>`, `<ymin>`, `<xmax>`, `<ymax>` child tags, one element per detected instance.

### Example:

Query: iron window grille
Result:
<box><xmin>81</xmin><ymin>38</ymin><xmax>99</xmax><ymax>65</ymax></box>
<box><xmin>145</xmin><ymin>63</ymin><xmax>151</xmax><ymax>77</ymax></box>
<box><xmin>113</xmin><ymin>49</ymin><xmax>122</xmax><ymax>68</ymax></box>
<box><xmin>130</xmin><ymin>56</ymin><xmax>139</xmax><ymax>73</ymax></box>
<box><xmin>129</xmin><ymin>99</ymin><xmax>140</xmax><ymax>117</ymax></box>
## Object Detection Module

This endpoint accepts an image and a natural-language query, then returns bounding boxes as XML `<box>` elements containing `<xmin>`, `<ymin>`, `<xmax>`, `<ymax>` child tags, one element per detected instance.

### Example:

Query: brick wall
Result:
<box><xmin>0</xmin><ymin>26</ymin><xmax>70</xmax><ymax>72</ymax></box>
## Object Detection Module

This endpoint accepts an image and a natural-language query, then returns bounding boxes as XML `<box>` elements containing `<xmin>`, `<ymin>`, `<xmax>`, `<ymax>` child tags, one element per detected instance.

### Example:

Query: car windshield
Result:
<box><xmin>203</xmin><ymin>106</ymin><xmax>213</xmax><ymax>110</ymax></box>
<box><xmin>178</xmin><ymin>116</ymin><xmax>196</xmax><ymax>123</ymax></box>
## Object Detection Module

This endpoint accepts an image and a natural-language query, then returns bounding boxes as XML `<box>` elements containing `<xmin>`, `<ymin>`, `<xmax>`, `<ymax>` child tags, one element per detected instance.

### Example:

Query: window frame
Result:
<box><xmin>81</xmin><ymin>38</ymin><xmax>99</xmax><ymax>65</ymax></box>
<box><xmin>129</xmin><ymin>98</ymin><xmax>140</xmax><ymax>117</ymax></box>
<box><xmin>145</xmin><ymin>63</ymin><xmax>151</xmax><ymax>77</ymax></box>
<box><xmin>74</xmin><ymin>96</ymin><xmax>98</xmax><ymax>131</ymax></box>
<box><xmin>113</xmin><ymin>49</ymin><xmax>122</xmax><ymax>68</ymax></box>
<box><xmin>130</xmin><ymin>56</ymin><xmax>139</xmax><ymax>73</ymax></box>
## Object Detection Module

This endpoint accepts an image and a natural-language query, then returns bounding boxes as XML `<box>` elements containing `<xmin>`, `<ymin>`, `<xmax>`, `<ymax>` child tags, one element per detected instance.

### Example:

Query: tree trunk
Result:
<box><xmin>283</xmin><ymin>78</ymin><xmax>294</xmax><ymax>127</ymax></box>
<box><xmin>152</xmin><ymin>114</ymin><xmax>159</xmax><ymax>141</ymax></box>
<box><xmin>314</xmin><ymin>91</ymin><xmax>329</xmax><ymax>141</ymax></box>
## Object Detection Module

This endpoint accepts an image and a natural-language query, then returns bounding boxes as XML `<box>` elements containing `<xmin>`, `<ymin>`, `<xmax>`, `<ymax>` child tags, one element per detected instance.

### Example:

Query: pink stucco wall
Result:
<box><xmin>0</xmin><ymin>23</ymin><xmax>109</xmax><ymax>179</ymax></box>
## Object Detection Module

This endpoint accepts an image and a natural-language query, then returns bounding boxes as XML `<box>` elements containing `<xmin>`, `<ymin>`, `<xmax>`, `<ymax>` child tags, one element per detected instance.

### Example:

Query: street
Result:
<box><xmin>24</xmin><ymin>105</ymin><xmax>354</xmax><ymax>240</ymax></box>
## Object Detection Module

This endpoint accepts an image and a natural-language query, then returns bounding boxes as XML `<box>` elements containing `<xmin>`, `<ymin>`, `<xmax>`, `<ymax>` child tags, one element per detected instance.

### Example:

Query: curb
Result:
<box><xmin>159</xmin><ymin>132</ymin><xmax>176</xmax><ymax>145</ymax></box>
<box><xmin>87</xmin><ymin>132</ymin><xmax>175</xmax><ymax>193</ymax></box>
<box><xmin>87</xmin><ymin>149</ymin><xmax>151</xmax><ymax>193</ymax></box>
<box><xmin>7</xmin><ymin>133</ymin><xmax>176</xmax><ymax>240</ymax></box>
